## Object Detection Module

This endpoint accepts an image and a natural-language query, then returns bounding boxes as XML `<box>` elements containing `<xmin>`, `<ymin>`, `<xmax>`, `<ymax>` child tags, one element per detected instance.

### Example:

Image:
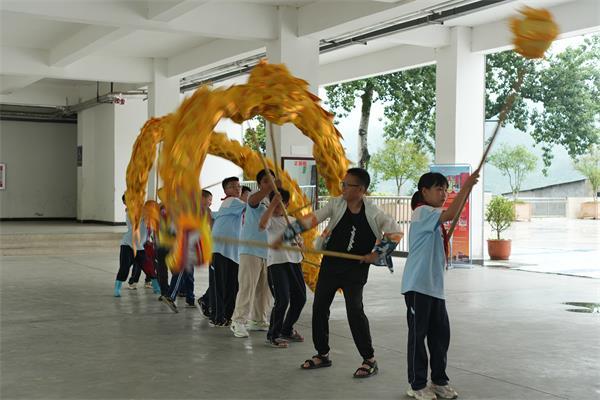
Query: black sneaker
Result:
<box><xmin>209</xmin><ymin>319</ymin><xmax>228</xmax><ymax>328</ymax></box>
<box><xmin>198</xmin><ymin>298</ymin><xmax>210</xmax><ymax>318</ymax></box>
<box><xmin>160</xmin><ymin>296</ymin><xmax>179</xmax><ymax>313</ymax></box>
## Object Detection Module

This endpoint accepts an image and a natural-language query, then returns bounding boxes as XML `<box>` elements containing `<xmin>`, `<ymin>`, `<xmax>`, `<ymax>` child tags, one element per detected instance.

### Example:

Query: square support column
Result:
<box><xmin>147</xmin><ymin>58</ymin><xmax>180</xmax><ymax>199</ymax></box>
<box><xmin>435</xmin><ymin>26</ymin><xmax>485</xmax><ymax>261</ymax></box>
<box><xmin>266</xmin><ymin>6</ymin><xmax>319</xmax><ymax>162</ymax></box>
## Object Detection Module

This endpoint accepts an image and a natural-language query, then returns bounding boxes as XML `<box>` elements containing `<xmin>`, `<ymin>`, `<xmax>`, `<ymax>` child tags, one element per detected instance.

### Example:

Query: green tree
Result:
<box><xmin>382</xmin><ymin>66</ymin><xmax>437</xmax><ymax>153</ymax></box>
<box><xmin>487</xmin><ymin>144</ymin><xmax>537</xmax><ymax>200</ymax></box>
<box><xmin>325</xmin><ymin>78</ymin><xmax>388</xmax><ymax>168</ymax></box>
<box><xmin>243</xmin><ymin>116</ymin><xmax>266</xmax><ymax>153</ymax></box>
<box><xmin>370</xmin><ymin>138</ymin><xmax>429</xmax><ymax>196</ymax></box>
<box><xmin>528</xmin><ymin>35</ymin><xmax>600</xmax><ymax>172</ymax></box>
<box><xmin>485</xmin><ymin>50</ymin><xmax>536</xmax><ymax>133</ymax></box>
<box><xmin>325</xmin><ymin>34</ymin><xmax>599</xmax><ymax>172</ymax></box>
<box><xmin>573</xmin><ymin>144</ymin><xmax>600</xmax><ymax>202</ymax></box>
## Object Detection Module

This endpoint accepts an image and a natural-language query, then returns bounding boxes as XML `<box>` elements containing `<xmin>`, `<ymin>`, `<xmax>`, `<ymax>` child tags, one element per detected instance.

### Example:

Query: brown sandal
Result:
<box><xmin>282</xmin><ymin>329</ymin><xmax>304</xmax><ymax>342</ymax></box>
<box><xmin>265</xmin><ymin>338</ymin><xmax>289</xmax><ymax>348</ymax></box>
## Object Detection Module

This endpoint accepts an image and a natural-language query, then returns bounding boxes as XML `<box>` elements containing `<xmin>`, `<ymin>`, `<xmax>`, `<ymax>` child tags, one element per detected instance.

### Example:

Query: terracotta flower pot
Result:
<box><xmin>487</xmin><ymin>239</ymin><xmax>512</xmax><ymax>260</ymax></box>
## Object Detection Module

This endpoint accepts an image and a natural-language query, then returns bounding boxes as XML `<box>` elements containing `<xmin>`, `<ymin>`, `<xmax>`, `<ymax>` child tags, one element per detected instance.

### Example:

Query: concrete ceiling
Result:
<box><xmin>0</xmin><ymin>0</ymin><xmax>597</xmax><ymax>102</ymax></box>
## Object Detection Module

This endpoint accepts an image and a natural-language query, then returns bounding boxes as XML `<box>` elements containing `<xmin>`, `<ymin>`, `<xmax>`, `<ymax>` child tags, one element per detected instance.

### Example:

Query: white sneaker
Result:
<box><xmin>407</xmin><ymin>387</ymin><xmax>437</xmax><ymax>400</ymax></box>
<box><xmin>230</xmin><ymin>321</ymin><xmax>249</xmax><ymax>338</ymax></box>
<box><xmin>431</xmin><ymin>384</ymin><xmax>458</xmax><ymax>399</ymax></box>
<box><xmin>247</xmin><ymin>320</ymin><xmax>269</xmax><ymax>331</ymax></box>
<box><xmin>144</xmin><ymin>281</ymin><xmax>152</xmax><ymax>289</ymax></box>
<box><xmin>127</xmin><ymin>283</ymin><xmax>137</xmax><ymax>290</ymax></box>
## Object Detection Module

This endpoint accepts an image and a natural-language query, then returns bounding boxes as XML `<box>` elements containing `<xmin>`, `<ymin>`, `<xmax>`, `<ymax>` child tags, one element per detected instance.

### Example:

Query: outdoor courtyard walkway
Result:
<box><xmin>485</xmin><ymin>218</ymin><xmax>600</xmax><ymax>278</ymax></box>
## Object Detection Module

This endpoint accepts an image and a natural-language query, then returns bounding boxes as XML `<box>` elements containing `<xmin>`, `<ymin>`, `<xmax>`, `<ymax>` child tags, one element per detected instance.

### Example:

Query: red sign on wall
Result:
<box><xmin>430</xmin><ymin>165</ymin><xmax>471</xmax><ymax>263</ymax></box>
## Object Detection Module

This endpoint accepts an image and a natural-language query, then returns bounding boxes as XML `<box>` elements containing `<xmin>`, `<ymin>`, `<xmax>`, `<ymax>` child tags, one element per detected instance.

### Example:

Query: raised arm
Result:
<box><xmin>247</xmin><ymin>178</ymin><xmax>279</xmax><ymax>208</ymax></box>
<box><xmin>439</xmin><ymin>169</ymin><xmax>480</xmax><ymax>223</ymax></box>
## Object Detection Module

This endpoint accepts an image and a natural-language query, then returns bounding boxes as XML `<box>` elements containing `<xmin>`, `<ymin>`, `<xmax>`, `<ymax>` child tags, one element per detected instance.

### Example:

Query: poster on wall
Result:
<box><xmin>281</xmin><ymin>157</ymin><xmax>318</xmax><ymax>207</ymax></box>
<box><xmin>430</xmin><ymin>164</ymin><xmax>471</xmax><ymax>264</ymax></box>
<box><xmin>0</xmin><ymin>163</ymin><xmax>5</xmax><ymax>190</ymax></box>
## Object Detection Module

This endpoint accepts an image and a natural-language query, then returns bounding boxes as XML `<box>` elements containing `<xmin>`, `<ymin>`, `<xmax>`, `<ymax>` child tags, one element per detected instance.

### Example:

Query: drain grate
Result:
<box><xmin>563</xmin><ymin>302</ymin><xmax>600</xmax><ymax>314</ymax></box>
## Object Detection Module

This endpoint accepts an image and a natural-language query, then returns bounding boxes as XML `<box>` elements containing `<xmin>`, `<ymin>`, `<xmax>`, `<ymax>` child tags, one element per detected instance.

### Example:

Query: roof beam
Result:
<box><xmin>319</xmin><ymin>44</ymin><xmax>435</xmax><ymax>86</ymax></box>
<box><xmin>472</xmin><ymin>0</ymin><xmax>600</xmax><ymax>54</ymax></box>
<box><xmin>298</xmin><ymin>0</ymin><xmax>444</xmax><ymax>39</ymax></box>
<box><xmin>147</xmin><ymin>0</ymin><xmax>208</xmax><ymax>22</ymax></box>
<box><xmin>167</xmin><ymin>39</ymin><xmax>264</xmax><ymax>78</ymax></box>
<box><xmin>0</xmin><ymin>46</ymin><xmax>153</xmax><ymax>83</ymax></box>
<box><xmin>0</xmin><ymin>75</ymin><xmax>43</xmax><ymax>95</ymax></box>
<box><xmin>49</xmin><ymin>26</ymin><xmax>133</xmax><ymax>67</ymax></box>
<box><xmin>383</xmin><ymin>25</ymin><xmax>450</xmax><ymax>48</ymax></box>
<box><xmin>0</xmin><ymin>1</ymin><xmax>277</xmax><ymax>41</ymax></box>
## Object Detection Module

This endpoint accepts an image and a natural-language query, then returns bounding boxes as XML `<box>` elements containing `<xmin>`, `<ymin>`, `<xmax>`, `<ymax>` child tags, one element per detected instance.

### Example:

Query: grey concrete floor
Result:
<box><xmin>2</xmin><ymin>249</ymin><xmax>599</xmax><ymax>400</ymax></box>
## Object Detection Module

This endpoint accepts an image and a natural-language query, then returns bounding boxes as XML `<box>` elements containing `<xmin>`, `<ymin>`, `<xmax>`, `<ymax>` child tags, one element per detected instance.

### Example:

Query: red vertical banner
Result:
<box><xmin>430</xmin><ymin>165</ymin><xmax>471</xmax><ymax>263</ymax></box>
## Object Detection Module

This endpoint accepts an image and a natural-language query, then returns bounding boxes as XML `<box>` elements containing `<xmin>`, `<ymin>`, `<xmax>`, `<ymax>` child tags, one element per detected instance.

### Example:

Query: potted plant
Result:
<box><xmin>485</xmin><ymin>196</ymin><xmax>516</xmax><ymax>260</ymax></box>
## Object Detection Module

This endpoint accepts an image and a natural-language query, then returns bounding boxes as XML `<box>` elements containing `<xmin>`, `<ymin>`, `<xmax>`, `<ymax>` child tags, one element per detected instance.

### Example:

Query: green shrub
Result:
<box><xmin>486</xmin><ymin>196</ymin><xmax>515</xmax><ymax>240</ymax></box>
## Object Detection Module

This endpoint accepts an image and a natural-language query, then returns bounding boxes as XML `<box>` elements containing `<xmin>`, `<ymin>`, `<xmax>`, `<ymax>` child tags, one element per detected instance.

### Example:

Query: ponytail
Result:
<box><xmin>411</xmin><ymin>191</ymin><xmax>423</xmax><ymax>210</ymax></box>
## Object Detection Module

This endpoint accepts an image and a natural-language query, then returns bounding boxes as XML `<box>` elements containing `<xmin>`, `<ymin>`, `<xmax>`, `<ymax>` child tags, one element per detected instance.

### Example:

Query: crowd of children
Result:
<box><xmin>114</xmin><ymin>166</ymin><xmax>480</xmax><ymax>400</ymax></box>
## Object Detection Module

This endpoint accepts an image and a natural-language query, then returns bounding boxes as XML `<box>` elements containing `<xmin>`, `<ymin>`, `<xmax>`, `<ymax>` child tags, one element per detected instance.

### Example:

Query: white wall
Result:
<box><xmin>0</xmin><ymin>120</ymin><xmax>77</xmax><ymax>218</ymax></box>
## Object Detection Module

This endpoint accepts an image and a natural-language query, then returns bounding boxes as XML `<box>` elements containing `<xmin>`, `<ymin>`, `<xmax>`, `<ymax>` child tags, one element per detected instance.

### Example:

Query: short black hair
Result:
<box><xmin>122</xmin><ymin>193</ymin><xmax>126</xmax><ymax>204</ymax></box>
<box><xmin>222</xmin><ymin>176</ymin><xmax>239</xmax><ymax>189</ymax></box>
<box><xmin>346</xmin><ymin>167</ymin><xmax>370</xmax><ymax>189</ymax></box>
<box><xmin>241</xmin><ymin>186</ymin><xmax>252</xmax><ymax>194</ymax></box>
<box><xmin>256</xmin><ymin>169</ymin><xmax>275</xmax><ymax>184</ymax></box>
<box><xmin>201</xmin><ymin>189</ymin><xmax>212</xmax><ymax>198</ymax></box>
<box><xmin>269</xmin><ymin>189</ymin><xmax>290</xmax><ymax>204</ymax></box>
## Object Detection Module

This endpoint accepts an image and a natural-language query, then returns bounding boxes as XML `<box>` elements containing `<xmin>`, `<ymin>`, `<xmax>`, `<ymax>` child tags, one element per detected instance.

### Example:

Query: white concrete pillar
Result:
<box><xmin>115</xmin><ymin>99</ymin><xmax>150</xmax><ymax>222</ymax></box>
<box><xmin>265</xmin><ymin>6</ymin><xmax>319</xmax><ymax>163</ymax></box>
<box><xmin>147</xmin><ymin>58</ymin><xmax>180</xmax><ymax>199</ymax></box>
<box><xmin>435</xmin><ymin>26</ymin><xmax>485</xmax><ymax>261</ymax></box>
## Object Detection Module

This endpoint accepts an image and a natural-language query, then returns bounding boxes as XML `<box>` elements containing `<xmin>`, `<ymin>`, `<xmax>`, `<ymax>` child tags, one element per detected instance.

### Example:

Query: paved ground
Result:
<box><xmin>0</xmin><ymin>221</ymin><xmax>127</xmax><ymax>235</ymax></box>
<box><xmin>484</xmin><ymin>218</ymin><xmax>600</xmax><ymax>278</ymax></box>
<box><xmin>1</xmin><ymin>241</ymin><xmax>599</xmax><ymax>399</ymax></box>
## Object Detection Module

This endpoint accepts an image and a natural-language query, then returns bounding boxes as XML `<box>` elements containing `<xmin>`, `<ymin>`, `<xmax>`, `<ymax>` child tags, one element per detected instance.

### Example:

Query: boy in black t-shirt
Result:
<box><xmin>291</xmin><ymin>168</ymin><xmax>403</xmax><ymax>378</ymax></box>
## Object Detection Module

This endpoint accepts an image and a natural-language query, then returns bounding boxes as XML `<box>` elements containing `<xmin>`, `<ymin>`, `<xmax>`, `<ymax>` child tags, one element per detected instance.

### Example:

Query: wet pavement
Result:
<box><xmin>485</xmin><ymin>218</ymin><xmax>600</xmax><ymax>278</ymax></box>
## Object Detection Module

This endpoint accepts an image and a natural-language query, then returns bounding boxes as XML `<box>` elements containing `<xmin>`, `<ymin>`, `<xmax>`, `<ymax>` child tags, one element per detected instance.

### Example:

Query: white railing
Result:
<box><xmin>317</xmin><ymin>196</ymin><xmax>412</xmax><ymax>252</ymax></box>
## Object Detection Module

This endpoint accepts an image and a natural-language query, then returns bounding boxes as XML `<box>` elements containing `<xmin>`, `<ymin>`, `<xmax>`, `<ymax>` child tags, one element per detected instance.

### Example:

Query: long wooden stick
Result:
<box><xmin>447</xmin><ymin>70</ymin><xmax>525</xmax><ymax>238</ymax></box>
<box><xmin>213</xmin><ymin>236</ymin><xmax>364</xmax><ymax>261</ymax></box>
<box><xmin>267</xmin><ymin>121</ymin><xmax>280</xmax><ymax>179</ymax></box>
